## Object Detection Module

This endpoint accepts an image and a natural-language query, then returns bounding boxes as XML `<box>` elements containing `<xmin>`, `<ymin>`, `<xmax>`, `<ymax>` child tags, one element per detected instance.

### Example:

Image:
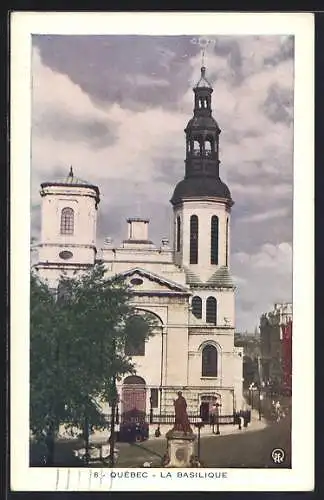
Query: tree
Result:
<box><xmin>30</xmin><ymin>263</ymin><xmax>156</xmax><ymax>464</ymax></box>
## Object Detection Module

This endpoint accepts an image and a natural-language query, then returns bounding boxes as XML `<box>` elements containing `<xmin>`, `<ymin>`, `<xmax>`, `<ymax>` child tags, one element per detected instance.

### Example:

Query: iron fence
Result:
<box><xmin>103</xmin><ymin>413</ymin><xmax>236</xmax><ymax>426</ymax></box>
<box><xmin>150</xmin><ymin>414</ymin><xmax>235</xmax><ymax>425</ymax></box>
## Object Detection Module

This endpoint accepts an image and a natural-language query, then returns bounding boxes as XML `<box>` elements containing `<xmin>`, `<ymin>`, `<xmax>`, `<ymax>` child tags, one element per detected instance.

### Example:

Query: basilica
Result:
<box><xmin>34</xmin><ymin>66</ymin><xmax>243</xmax><ymax>419</ymax></box>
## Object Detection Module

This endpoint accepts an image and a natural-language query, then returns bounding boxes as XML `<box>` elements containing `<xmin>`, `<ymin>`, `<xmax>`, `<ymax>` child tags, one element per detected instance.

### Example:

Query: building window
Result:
<box><xmin>124</xmin><ymin>315</ymin><xmax>146</xmax><ymax>356</ymax></box>
<box><xmin>176</xmin><ymin>216</ymin><xmax>181</xmax><ymax>252</ymax></box>
<box><xmin>204</xmin><ymin>138</ymin><xmax>213</xmax><ymax>157</ymax></box>
<box><xmin>150</xmin><ymin>388</ymin><xmax>159</xmax><ymax>408</ymax></box>
<box><xmin>124</xmin><ymin>336</ymin><xmax>145</xmax><ymax>356</ymax></box>
<box><xmin>206</xmin><ymin>296</ymin><xmax>217</xmax><ymax>325</ymax></box>
<box><xmin>192</xmin><ymin>296</ymin><xmax>202</xmax><ymax>319</ymax></box>
<box><xmin>190</xmin><ymin>215</ymin><xmax>199</xmax><ymax>264</ymax></box>
<box><xmin>225</xmin><ymin>218</ymin><xmax>229</xmax><ymax>266</ymax></box>
<box><xmin>210</xmin><ymin>215</ymin><xmax>219</xmax><ymax>265</ymax></box>
<box><xmin>193</xmin><ymin>139</ymin><xmax>201</xmax><ymax>156</ymax></box>
<box><xmin>202</xmin><ymin>344</ymin><xmax>218</xmax><ymax>377</ymax></box>
<box><xmin>60</xmin><ymin>207</ymin><xmax>74</xmax><ymax>235</ymax></box>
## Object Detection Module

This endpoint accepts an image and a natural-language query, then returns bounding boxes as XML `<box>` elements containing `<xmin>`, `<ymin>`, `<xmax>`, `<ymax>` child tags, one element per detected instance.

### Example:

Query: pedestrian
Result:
<box><xmin>275</xmin><ymin>400</ymin><xmax>281</xmax><ymax>422</ymax></box>
<box><xmin>210</xmin><ymin>404</ymin><xmax>216</xmax><ymax>432</ymax></box>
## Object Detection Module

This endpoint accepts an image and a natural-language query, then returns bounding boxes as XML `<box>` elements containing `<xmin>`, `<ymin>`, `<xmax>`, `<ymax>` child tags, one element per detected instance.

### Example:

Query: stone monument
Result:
<box><xmin>163</xmin><ymin>391</ymin><xmax>199</xmax><ymax>468</ymax></box>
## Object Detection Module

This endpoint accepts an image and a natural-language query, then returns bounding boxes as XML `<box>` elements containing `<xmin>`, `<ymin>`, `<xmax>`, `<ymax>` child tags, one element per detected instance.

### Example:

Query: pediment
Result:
<box><xmin>120</xmin><ymin>267</ymin><xmax>190</xmax><ymax>294</ymax></box>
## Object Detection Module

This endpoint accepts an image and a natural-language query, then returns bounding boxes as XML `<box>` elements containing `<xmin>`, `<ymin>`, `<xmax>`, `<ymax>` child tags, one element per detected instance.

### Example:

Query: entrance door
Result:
<box><xmin>121</xmin><ymin>376</ymin><xmax>146</xmax><ymax>423</ymax></box>
<box><xmin>200</xmin><ymin>402</ymin><xmax>210</xmax><ymax>423</ymax></box>
<box><xmin>200</xmin><ymin>395</ymin><xmax>221</xmax><ymax>423</ymax></box>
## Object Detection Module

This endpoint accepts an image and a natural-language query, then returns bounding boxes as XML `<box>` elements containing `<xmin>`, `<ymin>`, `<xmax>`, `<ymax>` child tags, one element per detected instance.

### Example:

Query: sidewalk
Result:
<box><xmin>83</xmin><ymin>409</ymin><xmax>267</xmax><ymax>444</ymax></box>
<box><xmin>148</xmin><ymin>409</ymin><xmax>267</xmax><ymax>440</ymax></box>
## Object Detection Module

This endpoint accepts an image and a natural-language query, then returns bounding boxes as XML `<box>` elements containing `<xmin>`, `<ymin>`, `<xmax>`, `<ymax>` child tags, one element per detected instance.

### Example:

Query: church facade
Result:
<box><xmin>34</xmin><ymin>66</ymin><xmax>243</xmax><ymax>419</ymax></box>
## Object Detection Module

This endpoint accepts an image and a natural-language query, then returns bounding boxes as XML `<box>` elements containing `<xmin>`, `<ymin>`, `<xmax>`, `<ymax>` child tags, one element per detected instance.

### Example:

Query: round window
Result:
<box><xmin>59</xmin><ymin>250</ymin><xmax>73</xmax><ymax>260</ymax></box>
<box><xmin>130</xmin><ymin>278</ymin><xmax>143</xmax><ymax>286</ymax></box>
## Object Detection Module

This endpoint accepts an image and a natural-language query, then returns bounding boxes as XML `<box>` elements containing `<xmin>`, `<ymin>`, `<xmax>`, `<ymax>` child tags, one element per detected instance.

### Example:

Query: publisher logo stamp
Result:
<box><xmin>271</xmin><ymin>448</ymin><xmax>285</xmax><ymax>464</ymax></box>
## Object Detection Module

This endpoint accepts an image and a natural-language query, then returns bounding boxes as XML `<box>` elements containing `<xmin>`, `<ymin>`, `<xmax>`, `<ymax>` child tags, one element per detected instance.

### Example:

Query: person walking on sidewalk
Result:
<box><xmin>275</xmin><ymin>400</ymin><xmax>281</xmax><ymax>422</ymax></box>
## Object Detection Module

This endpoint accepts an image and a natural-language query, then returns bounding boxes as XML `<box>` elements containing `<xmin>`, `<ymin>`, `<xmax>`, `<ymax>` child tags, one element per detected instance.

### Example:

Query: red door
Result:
<box><xmin>122</xmin><ymin>376</ymin><xmax>146</xmax><ymax>422</ymax></box>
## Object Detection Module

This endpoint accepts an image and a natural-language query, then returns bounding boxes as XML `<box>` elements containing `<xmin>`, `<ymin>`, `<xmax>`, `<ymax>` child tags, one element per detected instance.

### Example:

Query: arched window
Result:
<box><xmin>125</xmin><ymin>336</ymin><xmax>145</xmax><ymax>356</ymax></box>
<box><xmin>205</xmin><ymin>138</ymin><xmax>212</xmax><ymax>157</ymax></box>
<box><xmin>225</xmin><ymin>218</ymin><xmax>229</xmax><ymax>266</ymax></box>
<box><xmin>192</xmin><ymin>296</ymin><xmax>202</xmax><ymax>319</ymax></box>
<box><xmin>176</xmin><ymin>216</ymin><xmax>181</xmax><ymax>252</ymax></box>
<box><xmin>190</xmin><ymin>215</ymin><xmax>199</xmax><ymax>264</ymax></box>
<box><xmin>202</xmin><ymin>344</ymin><xmax>218</xmax><ymax>377</ymax></box>
<box><xmin>60</xmin><ymin>207</ymin><xmax>74</xmax><ymax>235</ymax></box>
<box><xmin>124</xmin><ymin>315</ymin><xmax>147</xmax><ymax>356</ymax></box>
<box><xmin>193</xmin><ymin>139</ymin><xmax>200</xmax><ymax>156</ymax></box>
<box><xmin>210</xmin><ymin>215</ymin><xmax>219</xmax><ymax>265</ymax></box>
<box><xmin>206</xmin><ymin>296</ymin><xmax>217</xmax><ymax>325</ymax></box>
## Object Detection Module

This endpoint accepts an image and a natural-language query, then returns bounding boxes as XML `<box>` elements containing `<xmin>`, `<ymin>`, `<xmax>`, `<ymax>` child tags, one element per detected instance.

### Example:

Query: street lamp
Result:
<box><xmin>84</xmin><ymin>413</ymin><xmax>90</xmax><ymax>466</ymax></box>
<box><xmin>250</xmin><ymin>383</ymin><xmax>257</xmax><ymax>410</ymax></box>
<box><xmin>109</xmin><ymin>374</ymin><xmax>117</xmax><ymax>467</ymax></box>
<box><xmin>194</xmin><ymin>420</ymin><xmax>204</xmax><ymax>462</ymax></box>
<box><xmin>259</xmin><ymin>391</ymin><xmax>264</xmax><ymax>421</ymax></box>
<box><xmin>215</xmin><ymin>402</ymin><xmax>221</xmax><ymax>435</ymax></box>
<box><xmin>155</xmin><ymin>386</ymin><xmax>162</xmax><ymax>437</ymax></box>
<box><xmin>149</xmin><ymin>397</ymin><xmax>153</xmax><ymax>424</ymax></box>
<box><xmin>248</xmin><ymin>383</ymin><xmax>253</xmax><ymax>406</ymax></box>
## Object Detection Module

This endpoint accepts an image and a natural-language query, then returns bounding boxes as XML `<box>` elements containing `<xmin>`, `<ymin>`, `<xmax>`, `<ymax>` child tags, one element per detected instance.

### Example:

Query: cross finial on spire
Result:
<box><xmin>202</xmin><ymin>48</ymin><xmax>205</xmax><ymax>68</ymax></box>
<box><xmin>69</xmin><ymin>165</ymin><xmax>73</xmax><ymax>178</ymax></box>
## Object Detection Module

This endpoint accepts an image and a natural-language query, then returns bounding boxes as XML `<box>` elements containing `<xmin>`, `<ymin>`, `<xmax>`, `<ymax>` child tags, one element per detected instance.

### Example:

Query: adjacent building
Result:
<box><xmin>259</xmin><ymin>302</ymin><xmax>292</xmax><ymax>390</ymax></box>
<box><xmin>234</xmin><ymin>332</ymin><xmax>261</xmax><ymax>387</ymax></box>
<box><xmin>34</xmin><ymin>65</ymin><xmax>243</xmax><ymax>419</ymax></box>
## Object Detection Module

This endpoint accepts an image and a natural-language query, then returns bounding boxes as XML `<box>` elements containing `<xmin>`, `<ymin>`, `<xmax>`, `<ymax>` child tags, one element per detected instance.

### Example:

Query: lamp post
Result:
<box><xmin>259</xmin><ymin>391</ymin><xmax>264</xmax><ymax>421</ymax></box>
<box><xmin>215</xmin><ymin>402</ymin><xmax>221</xmax><ymax>435</ymax></box>
<box><xmin>149</xmin><ymin>396</ymin><xmax>153</xmax><ymax>424</ymax></box>
<box><xmin>250</xmin><ymin>383</ymin><xmax>257</xmax><ymax>409</ymax></box>
<box><xmin>194</xmin><ymin>420</ymin><xmax>204</xmax><ymax>461</ymax></box>
<box><xmin>109</xmin><ymin>374</ymin><xmax>117</xmax><ymax>467</ymax></box>
<box><xmin>108</xmin><ymin>332</ymin><xmax>119</xmax><ymax>468</ymax></box>
<box><xmin>248</xmin><ymin>383</ymin><xmax>253</xmax><ymax>406</ymax></box>
<box><xmin>155</xmin><ymin>387</ymin><xmax>162</xmax><ymax>437</ymax></box>
<box><xmin>84</xmin><ymin>413</ymin><xmax>90</xmax><ymax>466</ymax></box>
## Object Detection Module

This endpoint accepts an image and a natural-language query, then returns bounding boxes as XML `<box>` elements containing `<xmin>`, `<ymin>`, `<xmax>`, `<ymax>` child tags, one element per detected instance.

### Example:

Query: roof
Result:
<box><xmin>40</xmin><ymin>167</ymin><xmax>100</xmax><ymax>199</ymax></box>
<box><xmin>183</xmin><ymin>267</ymin><xmax>202</xmax><ymax>285</ymax></box>
<box><xmin>195</xmin><ymin>66</ymin><xmax>212</xmax><ymax>89</ymax></box>
<box><xmin>119</xmin><ymin>267</ymin><xmax>190</xmax><ymax>294</ymax></box>
<box><xmin>183</xmin><ymin>265</ymin><xmax>235</xmax><ymax>289</ymax></box>
<box><xmin>171</xmin><ymin>176</ymin><xmax>233</xmax><ymax>205</ymax></box>
<box><xmin>185</xmin><ymin>115</ymin><xmax>220</xmax><ymax>131</ymax></box>
<box><xmin>207</xmin><ymin>266</ymin><xmax>234</xmax><ymax>287</ymax></box>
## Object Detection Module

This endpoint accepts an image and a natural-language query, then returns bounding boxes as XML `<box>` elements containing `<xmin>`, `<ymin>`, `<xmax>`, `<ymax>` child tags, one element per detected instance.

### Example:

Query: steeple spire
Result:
<box><xmin>183</xmin><ymin>66</ymin><xmax>220</xmax><ymax>179</ymax></box>
<box><xmin>195</xmin><ymin>65</ymin><xmax>212</xmax><ymax>89</ymax></box>
<box><xmin>171</xmin><ymin>65</ymin><xmax>233</xmax><ymax>207</ymax></box>
<box><xmin>69</xmin><ymin>165</ymin><xmax>74</xmax><ymax>178</ymax></box>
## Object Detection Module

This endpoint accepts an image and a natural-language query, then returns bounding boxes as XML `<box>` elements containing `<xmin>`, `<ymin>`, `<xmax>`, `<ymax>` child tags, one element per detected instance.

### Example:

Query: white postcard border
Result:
<box><xmin>10</xmin><ymin>11</ymin><xmax>314</xmax><ymax>492</ymax></box>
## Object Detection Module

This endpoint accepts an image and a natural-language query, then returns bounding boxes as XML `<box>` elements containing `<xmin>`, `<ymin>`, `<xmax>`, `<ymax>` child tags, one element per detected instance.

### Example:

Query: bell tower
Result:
<box><xmin>35</xmin><ymin>167</ymin><xmax>100</xmax><ymax>287</ymax></box>
<box><xmin>185</xmin><ymin>66</ymin><xmax>221</xmax><ymax>179</ymax></box>
<box><xmin>171</xmin><ymin>66</ymin><xmax>234</xmax><ymax>283</ymax></box>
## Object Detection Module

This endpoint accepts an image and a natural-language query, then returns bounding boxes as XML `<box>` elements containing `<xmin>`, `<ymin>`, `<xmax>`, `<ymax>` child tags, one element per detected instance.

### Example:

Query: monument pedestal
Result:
<box><xmin>163</xmin><ymin>429</ymin><xmax>196</xmax><ymax>468</ymax></box>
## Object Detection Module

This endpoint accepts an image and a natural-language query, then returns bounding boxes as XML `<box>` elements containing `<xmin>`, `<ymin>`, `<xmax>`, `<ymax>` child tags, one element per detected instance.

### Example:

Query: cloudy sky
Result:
<box><xmin>31</xmin><ymin>34</ymin><xmax>294</xmax><ymax>332</ymax></box>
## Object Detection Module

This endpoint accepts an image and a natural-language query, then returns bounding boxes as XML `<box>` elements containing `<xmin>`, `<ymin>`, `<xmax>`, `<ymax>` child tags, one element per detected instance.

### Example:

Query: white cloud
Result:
<box><xmin>232</xmin><ymin>242</ymin><xmax>292</xmax><ymax>331</ymax></box>
<box><xmin>125</xmin><ymin>74</ymin><xmax>169</xmax><ymax>87</ymax></box>
<box><xmin>31</xmin><ymin>36</ymin><xmax>294</xmax><ymax>331</ymax></box>
<box><xmin>238</xmin><ymin>207</ymin><xmax>289</xmax><ymax>223</ymax></box>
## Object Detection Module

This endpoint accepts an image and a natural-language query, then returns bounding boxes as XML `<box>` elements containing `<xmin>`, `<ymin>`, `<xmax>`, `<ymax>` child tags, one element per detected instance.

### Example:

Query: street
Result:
<box><xmin>30</xmin><ymin>415</ymin><xmax>291</xmax><ymax>469</ymax></box>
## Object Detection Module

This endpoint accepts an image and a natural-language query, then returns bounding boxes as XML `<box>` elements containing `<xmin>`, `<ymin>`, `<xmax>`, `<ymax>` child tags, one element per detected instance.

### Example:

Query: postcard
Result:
<box><xmin>10</xmin><ymin>11</ymin><xmax>314</xmax><ymax>492</ymax></box>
